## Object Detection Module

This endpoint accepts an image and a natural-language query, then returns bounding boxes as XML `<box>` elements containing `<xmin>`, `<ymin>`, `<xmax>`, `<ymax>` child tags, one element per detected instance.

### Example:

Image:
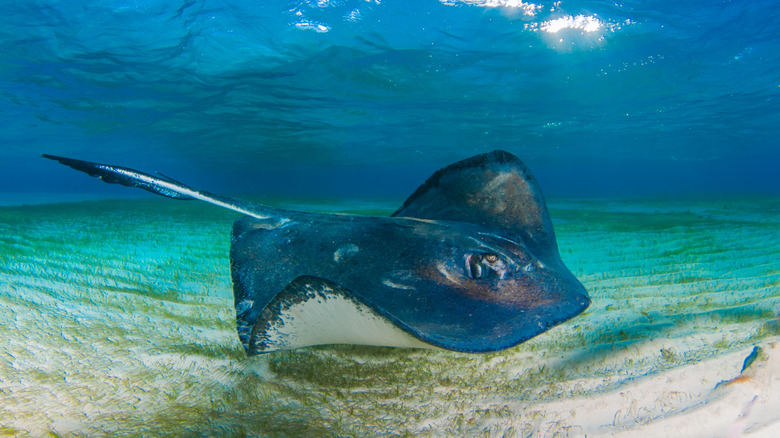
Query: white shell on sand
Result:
<box><xmin>0</xmin><ymin>197</ymin><xmax>778</xmax><ymax>436</ymax></box>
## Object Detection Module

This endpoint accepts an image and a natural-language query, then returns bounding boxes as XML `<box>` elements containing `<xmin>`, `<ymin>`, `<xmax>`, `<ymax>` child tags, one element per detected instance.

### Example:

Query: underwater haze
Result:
<box><xmin>1</xmin><ymin>0</ymin><xmax>779</xmax><ymax>200</ymax></box>
<box><xmin>2</xmin><ymin>1</ymin><xmax>780</xmax><ymax>437</ymax></box>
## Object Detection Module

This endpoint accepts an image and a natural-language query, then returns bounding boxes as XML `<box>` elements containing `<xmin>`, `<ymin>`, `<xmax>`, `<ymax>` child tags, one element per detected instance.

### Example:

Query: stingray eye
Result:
<box><xmin>466</xmin><ymin>252</ymin><xmax>508</xmax><ymax>280</ymax></box>
<box><xmin>483</xmin><ymin>253</ymin><xmax>499</xmax><ymax>264</ymax></box>
<box><xmin>467</xmin><ymin>254</ymin><xmax>483</xmax><ymax>279</ymax></box>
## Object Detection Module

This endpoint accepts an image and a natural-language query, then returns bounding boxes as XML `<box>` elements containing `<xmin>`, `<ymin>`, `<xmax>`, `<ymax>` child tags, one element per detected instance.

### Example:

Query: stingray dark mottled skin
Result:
<box><xmin>43</xmin><ymin>150</ymin><xmax>590</xmax><ymax>354</ymax></box>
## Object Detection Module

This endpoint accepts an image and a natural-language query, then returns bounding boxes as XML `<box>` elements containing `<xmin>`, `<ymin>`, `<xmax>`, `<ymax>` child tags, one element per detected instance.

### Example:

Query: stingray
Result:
<box><xmin>42</xmin><ymin>150</ymin><xmax>589</xmax><ymax>354</ymax></box>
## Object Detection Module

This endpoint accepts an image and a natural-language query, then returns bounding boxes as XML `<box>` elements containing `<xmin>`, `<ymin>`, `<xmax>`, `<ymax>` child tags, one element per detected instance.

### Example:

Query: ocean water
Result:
<box><xmin>1</xmin><ymin>0</ymin><xmax>779</xmax><ymax>199</ymax></box>
<box><xmin>1</xmin><ymin>0</ymin><xmax>780</xmax><ymax>436</ymax></box>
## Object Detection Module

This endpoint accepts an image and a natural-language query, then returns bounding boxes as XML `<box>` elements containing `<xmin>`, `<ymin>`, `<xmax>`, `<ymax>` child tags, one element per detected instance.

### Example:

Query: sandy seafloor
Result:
<box><xmin>0</xmin><ymin>196</ymin><xmax>779</xmax><ymax>437</ymax></box>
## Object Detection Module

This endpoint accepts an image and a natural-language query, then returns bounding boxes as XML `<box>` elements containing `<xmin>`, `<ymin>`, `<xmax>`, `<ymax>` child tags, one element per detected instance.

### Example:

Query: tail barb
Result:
<box><xmin>42</xmin><ymin>154</ymin><xmax>281</xmax><ymax>221</ymax></box>
<box><xmin>42</xmin><ymin>154</ymin><xmax>196</xmax><ymax>200</ymax></box>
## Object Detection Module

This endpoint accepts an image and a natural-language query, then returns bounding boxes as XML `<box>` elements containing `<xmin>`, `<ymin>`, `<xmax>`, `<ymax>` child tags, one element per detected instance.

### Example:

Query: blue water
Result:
<box><xmin>1</xmin><ymin>0</ymin><xmax>778</xmax><ymax>201</ymax></box>
<box><xmin>2</xmin><ymin>3</ymin><xmax>780</xmax><ymax>434</ymax></box>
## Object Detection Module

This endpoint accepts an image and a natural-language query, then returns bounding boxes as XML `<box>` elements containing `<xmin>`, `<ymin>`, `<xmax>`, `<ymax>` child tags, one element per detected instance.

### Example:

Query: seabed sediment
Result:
<box><xmin>0</xmin><ymin>196</ymin><xmax>778</xmax><ymax>437</ymax></box>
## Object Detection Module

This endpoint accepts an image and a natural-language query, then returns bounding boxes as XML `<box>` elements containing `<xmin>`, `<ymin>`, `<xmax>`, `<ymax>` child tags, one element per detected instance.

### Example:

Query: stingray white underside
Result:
<box><xmin>255</xmin><ymin>285</ymin><xmax>435</xmax><ymax>352</ymax></box>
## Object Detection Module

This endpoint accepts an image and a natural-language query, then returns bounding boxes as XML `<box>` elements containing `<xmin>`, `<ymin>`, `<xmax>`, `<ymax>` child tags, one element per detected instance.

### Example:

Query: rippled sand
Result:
<box><xmin>1</xmin><ymin>197</ymin><xmax>778</xmax><ymax>437</ymax></box>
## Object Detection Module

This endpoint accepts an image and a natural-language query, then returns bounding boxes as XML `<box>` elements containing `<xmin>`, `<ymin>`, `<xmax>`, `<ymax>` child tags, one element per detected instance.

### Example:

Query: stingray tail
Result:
<box><xmin>42</xmin><ymin>154</ymin><xmax>282</xmax><ymax>221</ymax></box>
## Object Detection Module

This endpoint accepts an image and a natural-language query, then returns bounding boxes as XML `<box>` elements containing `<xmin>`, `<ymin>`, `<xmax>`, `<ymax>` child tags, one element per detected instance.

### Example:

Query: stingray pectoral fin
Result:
<box><xmin>392</xmin><ymin>150</ymin><xmax>559</xmax><ymax>262</ymax></box>
<box><xmin>248</xmin><ymin>276</ymin><xmax>434</xmax><ymax>354</ymax></box>
<box><xmin>42</xmin><ymin>154</ymin><xmax>282</xmax><ymax>221</ymax></box>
